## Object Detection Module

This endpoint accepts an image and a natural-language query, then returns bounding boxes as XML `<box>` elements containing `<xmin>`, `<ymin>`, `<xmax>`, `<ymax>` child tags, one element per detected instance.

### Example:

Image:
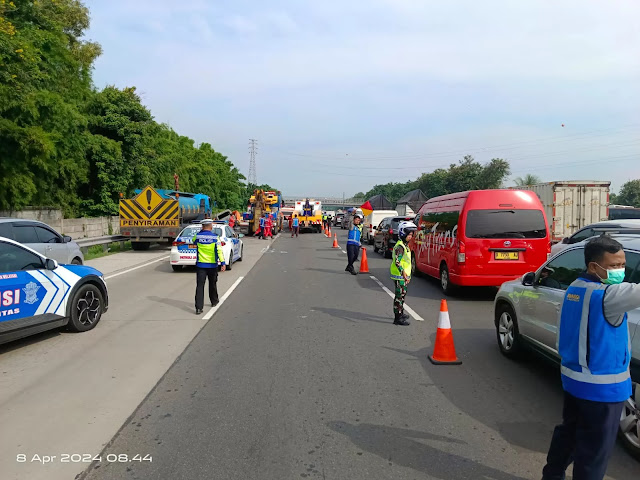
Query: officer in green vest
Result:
<box><xmin>193</xmin><ymin>219</ymin><xmax>226</xmax><ymax>314</ymax></box>
<box><xmin>390</xmin><ymin>221</ymin><xmax>417</xmax><ymax>325</ymax></box>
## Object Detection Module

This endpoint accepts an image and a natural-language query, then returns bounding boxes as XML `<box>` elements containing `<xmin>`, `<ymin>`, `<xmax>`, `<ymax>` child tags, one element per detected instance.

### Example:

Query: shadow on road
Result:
<box><xmin>313</xmin><ymin>306</ymin><xmax>393</xmax><ymax>325</ymax></box>
<box><xmin>0</xmin><ymin>329</ymin><xmax>60</xmax><ymax>354</ymax></box>
<box><xmin>327</xmin><ymin>421</ymin><xmax>528</xmax><ymax>480</ymax></box>
<box><xmin>148</xmin><ymin>295</ymin><xmax>194</xmax><ymax>313</ymax></box>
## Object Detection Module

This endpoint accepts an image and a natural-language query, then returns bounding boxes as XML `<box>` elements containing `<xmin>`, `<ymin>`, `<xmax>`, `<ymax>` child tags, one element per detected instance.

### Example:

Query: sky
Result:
<box><xmin>84</xmin><ymin>0</ymin><xmax>640</xmax><ymax>198</ymax></box>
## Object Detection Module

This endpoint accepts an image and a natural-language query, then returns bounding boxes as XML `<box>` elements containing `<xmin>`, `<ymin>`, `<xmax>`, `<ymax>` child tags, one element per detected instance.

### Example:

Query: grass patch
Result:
<box><xmin>85</xmin><ymin>241</ymin><xmax>133</xmax><ymax>261</ymax></box>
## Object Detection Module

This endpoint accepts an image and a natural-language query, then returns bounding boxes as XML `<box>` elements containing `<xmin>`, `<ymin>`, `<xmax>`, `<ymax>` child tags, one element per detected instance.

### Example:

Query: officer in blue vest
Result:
<box><xmin>543</xmin><ymin>235</ymin><xmax>640</xmax><ymax>480</ymax></box>
<box><xmin>345</xmin><ymin>213</ymin><xmax>363</xmax><ymax>275</ymax></box>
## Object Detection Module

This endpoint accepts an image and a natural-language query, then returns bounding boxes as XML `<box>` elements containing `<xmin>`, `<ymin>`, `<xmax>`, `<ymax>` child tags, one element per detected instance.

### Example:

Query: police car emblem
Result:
<box><xmin>23</xmin><ymin>282</ymin><xmax>41</xmax><ymax>305</ymax></box>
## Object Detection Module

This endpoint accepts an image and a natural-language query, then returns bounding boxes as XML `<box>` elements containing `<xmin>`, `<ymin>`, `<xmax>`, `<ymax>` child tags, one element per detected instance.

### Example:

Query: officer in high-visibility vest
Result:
<box><xmin>543</xmin><ymin>235</ymin><xmax>640</xmax><ymax>479</ymax></box>
<box><xmin>390</xmin><ymin>221</ymin><xmax>417</xmax><ymax>326</ymax></box>
<box><xmin>345</xmin><ymin>213</ymin><xmax>364</xmax><ymax>275</ymax></box>
<box><xmin>193</xmin><ymin>219</ymin><xmax>226</xmax><ymax>315</ymax></box>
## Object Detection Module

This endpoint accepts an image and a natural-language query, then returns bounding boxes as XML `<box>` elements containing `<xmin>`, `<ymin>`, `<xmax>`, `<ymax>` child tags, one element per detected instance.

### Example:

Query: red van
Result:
<box><xmin>410</xmin><ymin>189</ymin><xmax>550</xmax><ymax>294</ymax></box>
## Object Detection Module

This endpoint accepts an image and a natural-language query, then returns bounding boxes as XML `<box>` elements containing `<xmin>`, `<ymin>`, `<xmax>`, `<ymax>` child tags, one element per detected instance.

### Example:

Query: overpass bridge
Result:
<box><xmin>282</xmin><ymin>196</ymin><xmax>363</xmax><ymax>209</ymax></box>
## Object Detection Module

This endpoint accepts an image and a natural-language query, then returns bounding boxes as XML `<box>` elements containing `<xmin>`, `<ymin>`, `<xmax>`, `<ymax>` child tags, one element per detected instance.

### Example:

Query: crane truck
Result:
<box><xmin>239</xmin><ymin>189</ymin><xmax>284</xmax><ymax>236</ymax></box>
<box><xmin>293</xmin><ymin>199</ymin><xmax>323</xmax><ymax>233</ymax></box>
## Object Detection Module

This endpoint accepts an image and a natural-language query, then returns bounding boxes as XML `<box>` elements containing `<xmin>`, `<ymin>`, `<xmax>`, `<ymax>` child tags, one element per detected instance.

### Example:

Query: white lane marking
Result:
<box><xmin>104</xmin><ymin>255</ymin><xmax>170</xmax><ymax>280</ymax></box>
<box><xmin>370</xmin><ymin>275</ymin><xmax>424</xmax><ymax>321</ymax></box>
<box><xmin>203</xmin><ymin>276</ymin><xmax>244</xmax><ymax>320</ymax></box>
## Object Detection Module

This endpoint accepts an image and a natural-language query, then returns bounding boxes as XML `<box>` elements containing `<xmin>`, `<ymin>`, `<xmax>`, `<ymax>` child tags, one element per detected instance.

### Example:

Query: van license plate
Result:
<box><xmin>495</xmin><ymin>252</ymin><xmax>519</xmax><ymax>260</ymax></box>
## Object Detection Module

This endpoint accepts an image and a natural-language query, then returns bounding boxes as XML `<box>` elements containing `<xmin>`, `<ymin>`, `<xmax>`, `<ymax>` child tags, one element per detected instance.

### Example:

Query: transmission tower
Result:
<box><xmin>248</xmin><ymin>139</ymin><xmax>258</xmax><ymax>185</ymax></box>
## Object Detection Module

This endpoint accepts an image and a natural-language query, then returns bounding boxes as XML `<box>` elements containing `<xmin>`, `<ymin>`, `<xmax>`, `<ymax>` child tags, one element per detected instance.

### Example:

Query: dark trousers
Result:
<box><xmin>346</xmin><ymin>244</ymin><xmax>360</xmax><ymax>272</ymax></box>
<box><xmin>195</xmin><ymin>267</ymin><xmax>219</xmax><ymax>310</ymax></box>
<box><xmin>542</xmin><ymin>391</ymin><xmax>624</xmax><ymax>480</ymax></box>
<box><xmin>291</xmin><ymin>226</ymin><xmax>299</xmax><ymax>237</ymax></box>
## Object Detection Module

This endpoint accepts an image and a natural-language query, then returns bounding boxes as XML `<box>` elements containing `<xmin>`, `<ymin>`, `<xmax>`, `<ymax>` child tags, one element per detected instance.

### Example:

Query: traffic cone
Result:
<box><xmin>428</xmin><ymin>299</ymin><xmax>462</xmax><ymax>365</ymax></box>
<box><xmin>332</xmin><ymin>233</ymin><xmax>340</xmax><ymax>248</ymax></box>
<box><xmin>359</xmin><ymin>247</ymin><xmax>369</xmax><ymax>273</ymax></box>
<box><xmin>325</xmin><ymin>226</ymin><xmax>329</xmax><ymax>237</ymax></box>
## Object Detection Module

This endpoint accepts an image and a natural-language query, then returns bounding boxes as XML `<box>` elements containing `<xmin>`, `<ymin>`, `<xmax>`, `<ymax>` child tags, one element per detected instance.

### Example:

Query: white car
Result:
<box><xmin>550</xmin><ymin>219</ymin><xmax>640</xmax><ymax>257</ymax></box>
<box><xmin>170</xmin><ymin>222</ymin><xmax>243</xmax><ymax>272</ymax></box>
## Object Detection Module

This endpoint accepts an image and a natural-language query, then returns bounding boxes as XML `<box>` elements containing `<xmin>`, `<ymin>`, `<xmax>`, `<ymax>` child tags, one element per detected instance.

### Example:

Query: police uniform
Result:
<box><xmin>390</xmin><ymin>239</ymin><xmax>411</xmax><ymax>321</ymax></box>
<box><xmin>193</xmin><ymin>220</ymin><xmax>225</xmax><ymax>313</ymax></box>
<box><xmin>345</xmin><ymin>220</ymin><xmax>363</xmax><ymax>274</ymax></box>
<box><xmin>543</xmin><ymin>273</ymin><xmax>640</xmax><ymax>479</ymax></box>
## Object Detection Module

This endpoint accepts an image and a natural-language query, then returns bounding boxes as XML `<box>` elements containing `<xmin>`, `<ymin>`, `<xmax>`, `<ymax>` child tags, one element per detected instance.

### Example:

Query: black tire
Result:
<box><xmin>237</xmin><ymin>245</ymin><xmax>244</xmax><ymax>262</ymax></box>
<box><xmin>373</xmin><ymin>243</ymin><xmax>380</xmax><ymax>253</ymax></box>
<box><xmin>619</xmin><ymin>382</ymin><xmax>640</xmax><ymax>460</ymax></box>
<box><xmin>384</xmin><ymin>242</ymin><xmax>392</xmax><ymax>259</ymax></box>
<box><xmin>172</xmin><ymin>265</ymin><xmax>183</xmax><ymax>272</ymax></box>
<box><xmin>411</xmin><ymin>254</ymin><xmax>422</xmax><ymax>277</ymax></box>
<box><xmin>71</xmin><ymin>257</ymin><xmax>83</xmax><ymax>265</ymax></box>
<box><xmin>439</xmin><ymin>263</ymin><xmax>457</xmax><ymax>295</ymax></box>
<box><xmin>131</xmin><ymin>242</ymin><xmax>150</xmax><ymax>251</ymax></box>
<box><xmin>66</xmin><ymin>284</ymin><xmax>104</xmax><ymax>332</ymax></box>
<box><xmin>495</xmin><ymin>302</ymin><xmax>523</xmax><ymax>358</ymax></box>
<box><xmin>226</xmin><ymin>253</ymin><xmax>233</xmax><ymax>271</ymax></box>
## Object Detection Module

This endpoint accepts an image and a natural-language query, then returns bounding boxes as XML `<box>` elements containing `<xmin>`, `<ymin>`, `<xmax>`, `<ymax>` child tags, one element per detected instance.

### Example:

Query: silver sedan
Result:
<box><xmin>494</xmin><ymin>235</ymin><xmax>640</xmax><ymax>460</ymax></box>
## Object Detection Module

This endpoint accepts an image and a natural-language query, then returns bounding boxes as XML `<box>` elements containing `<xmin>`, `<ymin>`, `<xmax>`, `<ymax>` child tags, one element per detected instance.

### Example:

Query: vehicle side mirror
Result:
<box><xmin>522</xmin><ymin>272</ymin><xmax>535</xmax><ymax>286</ymax></box>
<box><xmin>561</xmin><ymin>237</ymin><xmax>569</xmax><ymax>244</ymax></box>
<box><xmin>63</xmin><ymin>235</ymin><xmax>72</xmax><ymax>243</ymax></box>
<box><xmin>45</xmin><ymin>258</ymin><xmax>58</xmax><ymax>270</ymax></box>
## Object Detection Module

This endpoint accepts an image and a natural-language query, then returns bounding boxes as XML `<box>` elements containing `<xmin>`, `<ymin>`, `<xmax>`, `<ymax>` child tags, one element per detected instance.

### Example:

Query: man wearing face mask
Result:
<box><xmin>543</xmin><ymin>235</ymin><xmax>640</xmax><ymax>480</ymax></box>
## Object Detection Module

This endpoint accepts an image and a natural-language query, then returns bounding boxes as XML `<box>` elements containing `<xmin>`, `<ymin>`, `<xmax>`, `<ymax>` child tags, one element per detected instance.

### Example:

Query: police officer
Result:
<box><xmin>193</xmin><ymin>219</ymin><xmax>226</xmax><ymax>314</ymax></box>
<box><xmin>345</xmin><ymin>213</ymin><xmax>364</xmax><ymax>275</ymax></box>
<box><xmin>390</xmin><ymin>221</ymin><xmax>416</xmax><ymax>326</ymax></box>
<box><xmin>542</xmin><ymin>235</ymin><xmax>640</xmax><ymax>480</ymax></box>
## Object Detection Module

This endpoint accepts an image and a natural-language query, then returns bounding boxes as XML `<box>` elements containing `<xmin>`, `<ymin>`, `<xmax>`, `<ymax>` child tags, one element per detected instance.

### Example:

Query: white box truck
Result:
<box><xmin>517</xmin><ymin>181</ymin><xmax>611</xmax><ymax>243</ymax></box>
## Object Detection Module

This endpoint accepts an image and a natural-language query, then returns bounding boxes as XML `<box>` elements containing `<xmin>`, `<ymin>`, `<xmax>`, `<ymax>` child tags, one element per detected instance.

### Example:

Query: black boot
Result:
<box><xmin>393</xmin><ymin>312</ymin><xmax>410</xmax><ymax>326</ymax></box>
<box><xmin>401</xmin><ymin>312</ymin><xmax>410</xmax><ymax>320</ymax></box>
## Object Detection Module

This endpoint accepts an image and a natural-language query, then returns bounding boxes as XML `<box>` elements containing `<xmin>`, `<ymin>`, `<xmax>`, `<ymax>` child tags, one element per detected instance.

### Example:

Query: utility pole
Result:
<box><xmin>248</xmin><ymin>139</ymin><xmax>258</xmax><ymax>185</ymax></box>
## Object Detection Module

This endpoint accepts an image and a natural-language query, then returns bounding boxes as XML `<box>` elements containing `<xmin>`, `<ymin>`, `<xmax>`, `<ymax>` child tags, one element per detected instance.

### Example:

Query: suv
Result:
<box><xmin>0</xmin><ymin>218</ymin><xmax>84</xmax><ymax>265</ymax></box>
<box><xmin>494</xmin><ymin>235</ymin><xmax>640</xmax><ymax>459</ymax></box>
<box><xmin>373</xmin><ymin>216</ymin><xmax>415</xmax><ymax>258</ymax></box>
<box><xmin>551</xmin><ymin>219</ymin><xmax>640</xmax><ymax>257</ymax></box>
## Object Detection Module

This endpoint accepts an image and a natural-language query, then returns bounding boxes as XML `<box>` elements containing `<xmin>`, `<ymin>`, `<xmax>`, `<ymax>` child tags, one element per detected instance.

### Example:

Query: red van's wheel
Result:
<box><xmin>440</xmin><ymin>263</ymin><xmax>457</xmax><ymax>295</ymax></box>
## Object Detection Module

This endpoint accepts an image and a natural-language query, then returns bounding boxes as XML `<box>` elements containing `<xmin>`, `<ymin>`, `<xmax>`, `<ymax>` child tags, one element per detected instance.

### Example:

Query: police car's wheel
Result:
<box><xmin>237</xmin><ymin>245</ymin><xmax>244</xmax><ymax>262</ymax></box>
<box><xmin>226</xmin><ymin>254</ymin><xmax>233</xmax><ymax>271</ymax></box>
<box><xmin>495</xmin><ymin>303</ymin><xmax>523</xmax><ymax>358</ymax></box>
<box><xmin>619</xmin><ymin>382</ymin><xmax>640</xmax><ymax>459</ymax></box>
<box><xmin>67</xmin><ymin>284</ymin><xmax>103</xmax><ymax>332</ymax></box>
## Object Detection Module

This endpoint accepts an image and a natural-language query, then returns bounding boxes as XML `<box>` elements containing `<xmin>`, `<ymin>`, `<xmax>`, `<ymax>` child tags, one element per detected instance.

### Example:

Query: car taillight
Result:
<box><xmin>457</xmin><ymin>241</ymin><xmax>466</xmax><ymax>263</ymax></box>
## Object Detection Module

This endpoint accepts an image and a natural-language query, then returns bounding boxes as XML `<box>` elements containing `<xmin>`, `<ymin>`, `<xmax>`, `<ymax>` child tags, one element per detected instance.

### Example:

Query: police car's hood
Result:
<box><xmin>62</xmin><ymin>264</ymin><xmax>104</xmax><ymax>277</ymax></box>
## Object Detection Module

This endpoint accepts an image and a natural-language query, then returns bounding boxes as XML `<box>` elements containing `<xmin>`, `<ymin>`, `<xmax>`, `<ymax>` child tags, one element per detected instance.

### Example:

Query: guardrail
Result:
<box><xmin>76</xmin><ymin>235</ymin><xmax>128</xmax><ymax>255</ymax></box>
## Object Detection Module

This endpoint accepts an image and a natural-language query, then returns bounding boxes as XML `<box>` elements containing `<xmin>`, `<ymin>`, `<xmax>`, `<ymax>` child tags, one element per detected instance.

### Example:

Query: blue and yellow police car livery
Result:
<box><xmin>0</xmin><ymin>237</ymin><xmax>108</xmax><ymax>345</ymax></box>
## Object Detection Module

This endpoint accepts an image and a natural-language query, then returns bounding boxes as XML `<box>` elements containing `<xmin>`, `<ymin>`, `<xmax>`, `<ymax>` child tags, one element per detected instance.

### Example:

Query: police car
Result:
<box><xmin>0</xmin><ymin>236</ymin><xmax>108</xmax><ymax>345</ymax></box>
<box><xmin>169</xmin><ymin>222</ymin><xmax>244</xmax><ymax>272</ymax></box>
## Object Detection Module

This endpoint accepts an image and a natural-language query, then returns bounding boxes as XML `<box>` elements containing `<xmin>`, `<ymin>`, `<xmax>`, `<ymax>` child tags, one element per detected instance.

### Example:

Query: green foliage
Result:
<box><xmin>613</xmin><ymin>180</ymin><xmax>640</xmax><ymax>207</ymax></box>
<box><xmin>0</xmin><ymin>0</ymin><xmax>246</xmax><ymax>217</ymax></box>
<box><xmin>362</xmin><ymin>156</ymin><xmax>511</xmax><ymax>202</ymax></box>
<box><xmin>514</xmin><ymin>174</ymin><xmax>542</xmax><ymax>186</ymax></box>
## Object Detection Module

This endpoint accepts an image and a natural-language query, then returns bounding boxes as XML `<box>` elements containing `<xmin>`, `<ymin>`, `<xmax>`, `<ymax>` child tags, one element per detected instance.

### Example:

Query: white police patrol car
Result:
<box><xmin>169</xmin><ymin>222</ymin><xmax>244</xmax><ymax>272</ymax></box>
<box><xmin>0</xmin><ymin>236</ymin><xmax>108</xmax><ymax>345</ymax></box>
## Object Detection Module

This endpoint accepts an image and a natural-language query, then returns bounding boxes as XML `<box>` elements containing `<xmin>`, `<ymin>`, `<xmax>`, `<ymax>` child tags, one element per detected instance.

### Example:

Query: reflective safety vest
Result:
<box><xmin>193</xmin><ymin>230</ymin><xmax>225</xmax><ymax>268</ymax></box>
<box><xmin>558</xmin><ymin>277</ymin><xmax>632</xmax><ymax>403</ymax></box>
<box><xmin>390</xmin><ymin>240</ymin><xmax>411</xmax><ymax>281</ymax></box>
<box><xmin>347</xmin><ymin>224</ymin><xmax>363</xmax><ymax>246</ymax></box>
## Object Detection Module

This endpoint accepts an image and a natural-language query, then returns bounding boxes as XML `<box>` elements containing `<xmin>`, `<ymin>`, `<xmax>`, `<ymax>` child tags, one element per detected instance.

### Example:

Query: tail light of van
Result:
<box><xmin>457</xmin><ymin>241</ymin><xmax>466</xmax><ymax>263</ymax></box>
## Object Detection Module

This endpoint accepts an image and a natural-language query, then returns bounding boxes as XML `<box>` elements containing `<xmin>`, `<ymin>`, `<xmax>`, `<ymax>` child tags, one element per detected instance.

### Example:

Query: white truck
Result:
<box><xmin>517</xmin><ymin>181</ymin><xmax>611</xmax><ymax>243</ymax></box>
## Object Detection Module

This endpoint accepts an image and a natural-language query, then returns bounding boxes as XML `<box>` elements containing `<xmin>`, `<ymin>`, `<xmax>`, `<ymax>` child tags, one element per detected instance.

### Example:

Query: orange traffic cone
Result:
<box><xmin>359</xmin><ymin>247</ymin><xmax>369</xmax><ymax>273</ymax></box>
<box><xmin>428</xmin><ymin>299</ymin><xmax>462</xmax><ymax>365</ymax></box>
<box><xmin>332</xmin><ymin>233</ymin><xmax>340</xmax><ymax>248</ymax></box>
<box><xmin>325</xmin><ymin>226</ymin><xmax>329</xmax><ymax>237</ymax></box>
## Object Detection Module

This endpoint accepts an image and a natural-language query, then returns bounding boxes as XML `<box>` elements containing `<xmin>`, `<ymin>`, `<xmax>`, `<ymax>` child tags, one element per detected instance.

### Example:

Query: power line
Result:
<box><xmin>248</xmin><ymin>139</ymin><xmax>258</xmax><ymax>185</ymax></box>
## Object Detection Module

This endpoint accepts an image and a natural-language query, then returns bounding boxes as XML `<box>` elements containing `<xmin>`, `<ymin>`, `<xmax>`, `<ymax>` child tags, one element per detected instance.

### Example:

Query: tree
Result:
<box><xmin>613</xmin><ymin>180</ymin><xmax>640</xmax><ymax>207</ymax></box>
<box><xmin>514</xmin><ymin>174</ymin><xmax>542</xmax><ymax>187</ymax></box>
<box><xmin>352</xmin><ymin>192</ymin><xmax>366</xmax><ymax>200</ymax></box>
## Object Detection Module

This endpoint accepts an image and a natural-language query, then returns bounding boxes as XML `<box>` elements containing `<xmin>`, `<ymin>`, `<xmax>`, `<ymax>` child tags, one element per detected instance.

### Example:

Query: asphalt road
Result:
<box><xmin>73</xmin><ymin>229</ymin><xmax>639</xmax><ymax>480</ymax></box>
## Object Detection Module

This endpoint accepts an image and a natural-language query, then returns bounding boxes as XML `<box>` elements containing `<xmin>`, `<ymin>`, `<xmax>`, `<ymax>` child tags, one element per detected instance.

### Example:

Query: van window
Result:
<box><xmin>466</xmin><ymin>209</ymin><xmax>546</xmax><ymax>239</ymax></box>
<box><xmin>422</xmin><ymin>211</ymin><xmax>460</xmax><ymax>234</ymax></box>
